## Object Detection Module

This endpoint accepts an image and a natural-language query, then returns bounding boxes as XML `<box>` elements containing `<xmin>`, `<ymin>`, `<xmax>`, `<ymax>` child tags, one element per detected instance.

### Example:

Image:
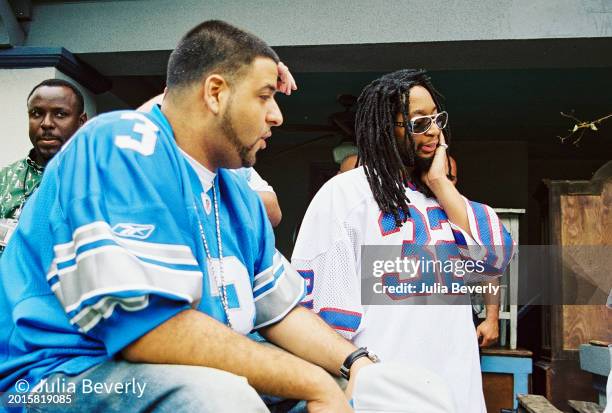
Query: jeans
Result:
<box><xmin>26</xmin><ymin>359</ymin><xmax>270</xmax><ymax>413</ymax></box>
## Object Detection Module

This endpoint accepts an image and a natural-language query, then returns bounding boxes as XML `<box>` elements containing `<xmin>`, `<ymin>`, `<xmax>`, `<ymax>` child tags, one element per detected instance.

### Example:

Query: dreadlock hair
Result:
<box><xmin>355</xmin><ymin>69</ymin><xmax>452</xmax><ymax>226</ymax></box>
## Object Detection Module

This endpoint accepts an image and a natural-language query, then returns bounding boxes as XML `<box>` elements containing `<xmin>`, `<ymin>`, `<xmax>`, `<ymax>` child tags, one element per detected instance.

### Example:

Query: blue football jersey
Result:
<box><xmin>0</xmin><ymin>106</ymin><xmax>304</xmax><ymax>393</ymax></box>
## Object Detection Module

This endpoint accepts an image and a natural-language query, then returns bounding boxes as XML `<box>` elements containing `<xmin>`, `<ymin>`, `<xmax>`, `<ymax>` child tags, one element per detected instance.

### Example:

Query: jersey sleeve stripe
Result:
<box><xmin>253</xmin><ymin>273</ymin><xmax>275</xmax><ymax>294</ymax></box>
<box><xmin>70</xmin><ymin>295</ymin><xmax>150</xmax><ymax>333</ymax></box>
<box><xmin>253</xmin><ymin>252</ymin><xmax>285</xmax><ymax>292</ymax></box>
<box><xmin>468</xmin><ymin>201</ymin><xmax>490</xmax><ymax>245</ymax></box>
<box><xmin>57</xmin><ymin>241</ymin><xmax>201</xmax><ymax>276</ymax></box>
<box><xmin>54</xmin><ymin>221</ymin><xmax>197</xmax><ymax>266</ymax></box>
<box><xmin>317</xmin><ymin>307</ymin><xmax>361</xmax><ymax>332</ymax></box>
<box><xmin>253</xmin><ymin>256</ymin><xmax>306</xmax><ymax>329</ymax></box>
<box><xmin>486</xmin><ymin>205</ymin><xmax>503</xmax><ymax>246</ymax></box>
<box><xmin>484</xmin><ymin>205</ymin><xmax>505</xmax><ymax>268</ymax></box>
<box><xmin>254</xmin><ymin>251</ymin><xmax>282</xmax><ymax>281</ymax></box>
<box><xmin>450</xmin><ymin>201</ymin><xmax>516</xmax><ymax>279</ymax></box>
<box><xmin>253</xmin><ymin>268</ymin><xmax>285</xmax><ymax>300</ymax></box>
<box><xmin>54</xmin><ymin>246</ymin><xmax>202</xmax><ymax>313</ymax></box>
<box><xmin>301</xmin><ymin>299</ymin><xmax>314</xmax><ymax>309</ymax></box>
<box><xmin>64</xmin><ymin>285</ymin><xmax>193</xmax><ymax>334</ymax></box>
<box><xmin>253</xmin><ymin>261</ymin><xmax>290</xmax><ymax>298</ymax></box>
<box><xmin>46</xmin><ymin>259</ymin><xmax>58</xmax><ymax>281</ymax></box>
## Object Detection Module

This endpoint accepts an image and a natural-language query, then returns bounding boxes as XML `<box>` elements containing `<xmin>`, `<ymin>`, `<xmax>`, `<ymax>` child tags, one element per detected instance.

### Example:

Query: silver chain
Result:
<box><xmin>195</xmin><ymin>181</ymin><xmax>232</xmax><ymax>329</ymax></box>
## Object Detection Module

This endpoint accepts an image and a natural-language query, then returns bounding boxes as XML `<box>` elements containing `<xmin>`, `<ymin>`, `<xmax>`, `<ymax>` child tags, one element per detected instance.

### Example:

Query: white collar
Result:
<box><xmin>180</xmin><ymin>149</ymin><xmax>216</xmax><ymax>192</ymax></box>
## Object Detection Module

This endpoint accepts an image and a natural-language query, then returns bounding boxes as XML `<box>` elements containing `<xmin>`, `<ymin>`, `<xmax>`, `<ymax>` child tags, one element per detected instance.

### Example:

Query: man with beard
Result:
<box><xmin>0</xmin><ymin>20</ymin><xmax>391</xmax><ymax>413</ymax></box>
<box><xmin>292</xmin><ymin>69</ymin><xmax>514</xmax><ymax>412</ymax></box>
<box><xmin>139</xmin><ymin>93</ymin><xmax>283</xmax><ymax>227</ymax></box>
<box><xmin>0</xmin><ymin>79</ymin><xmax>86</xmax><ymax>255</ymax></box>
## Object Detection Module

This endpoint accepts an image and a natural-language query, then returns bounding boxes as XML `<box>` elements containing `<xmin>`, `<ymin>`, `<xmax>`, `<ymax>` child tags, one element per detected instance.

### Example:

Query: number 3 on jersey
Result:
<box><xmin>115</xmin><ymin>112</ymin><xmax>159</xmax><ymax>156</ymax></box>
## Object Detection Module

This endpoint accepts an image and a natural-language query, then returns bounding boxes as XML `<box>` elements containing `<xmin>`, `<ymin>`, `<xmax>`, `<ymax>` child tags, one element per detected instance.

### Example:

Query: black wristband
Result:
<box><xmin>339</xmin><ymin>347</ymin><xmax>377</xmax><ymax>380</ymax></box>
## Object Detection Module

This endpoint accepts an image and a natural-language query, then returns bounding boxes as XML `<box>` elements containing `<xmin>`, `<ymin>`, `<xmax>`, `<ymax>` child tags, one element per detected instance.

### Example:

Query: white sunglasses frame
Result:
<box><xmin>394</xmin><ymin>111</ymin><xmax>449</xmax><ymax>134</ymax></box>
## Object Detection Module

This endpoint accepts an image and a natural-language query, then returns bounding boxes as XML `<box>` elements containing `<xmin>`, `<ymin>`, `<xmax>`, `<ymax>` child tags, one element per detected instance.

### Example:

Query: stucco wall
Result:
<box><xmin>24</xmin><ymin>0</ymin><xmax>612</xmax><ymax>53</ymax></box>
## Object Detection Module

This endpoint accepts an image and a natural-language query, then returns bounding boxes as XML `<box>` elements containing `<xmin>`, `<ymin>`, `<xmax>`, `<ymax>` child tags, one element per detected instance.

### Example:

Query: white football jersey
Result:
<box><xmin>292</xmin><ymin>166</ymin><xmax>514</xmax><ymax>413</ymax></box>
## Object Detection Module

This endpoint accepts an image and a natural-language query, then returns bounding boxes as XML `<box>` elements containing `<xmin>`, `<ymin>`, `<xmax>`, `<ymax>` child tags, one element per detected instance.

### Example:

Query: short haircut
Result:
<box><xmin>27</xmin><ymin>78</ymin><xmax>85</xmax><ymax>115</ymax></box>
<box><xmin>166</xmin><ymin>20</ymin><xmax>279</xmax><ymax>89</ymax></box>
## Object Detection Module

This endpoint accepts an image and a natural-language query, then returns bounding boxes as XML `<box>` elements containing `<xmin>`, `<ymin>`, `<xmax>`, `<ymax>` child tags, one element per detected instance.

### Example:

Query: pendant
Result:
<box><xmin>202</xmin><ymin>192</ymin><xmax>212</xmax><ymax>215</ymax></box>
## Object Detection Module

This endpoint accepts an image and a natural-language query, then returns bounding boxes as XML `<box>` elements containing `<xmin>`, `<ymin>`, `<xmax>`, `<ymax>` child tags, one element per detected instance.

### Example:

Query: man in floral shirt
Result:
<box><xmin>0</xmin><ymin>78</ymin><xmax>86</xmax><ymax>254</ymax></box>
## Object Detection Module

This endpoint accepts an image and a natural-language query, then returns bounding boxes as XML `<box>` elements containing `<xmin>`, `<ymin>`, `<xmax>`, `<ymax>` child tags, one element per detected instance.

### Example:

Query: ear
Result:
<box><xmin>202</xmin><ymin>74</ymin><xmax>229</xmax><ymax>115</ymax></box>
<box><xmin>79</xmin><ymin>113</ymin><xmax>88</xmax><ymax>126</ymax></box>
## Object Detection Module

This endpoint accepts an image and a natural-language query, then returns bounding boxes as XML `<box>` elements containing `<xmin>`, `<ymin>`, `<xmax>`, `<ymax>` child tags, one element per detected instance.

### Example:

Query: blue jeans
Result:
<box><xmin>26</xmin><ymin>359</ymin><xmax>273</xmax><ymax>413</ymax></box>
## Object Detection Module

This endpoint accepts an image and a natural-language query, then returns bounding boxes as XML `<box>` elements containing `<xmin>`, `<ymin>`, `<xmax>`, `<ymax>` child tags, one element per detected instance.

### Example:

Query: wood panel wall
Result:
<box><xmin>559</xmin><ymin>180</ymin><xmax>612</xmax><ymax>351</ymax></box>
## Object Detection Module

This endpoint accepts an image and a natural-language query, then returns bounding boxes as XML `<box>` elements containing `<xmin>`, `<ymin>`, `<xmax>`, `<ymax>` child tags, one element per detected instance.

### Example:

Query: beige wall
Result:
<box><xmin>0</xmin><ymin>68</ymin><xmax>96</xmax><ymax>168</ymax></box>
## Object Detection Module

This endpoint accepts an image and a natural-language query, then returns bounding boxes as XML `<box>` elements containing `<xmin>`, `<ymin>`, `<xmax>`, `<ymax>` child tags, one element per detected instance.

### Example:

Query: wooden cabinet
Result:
<box><xmin>534</xmin><ymin>168</ymin><xmax>611</xmax><ymax>410</ymax></box>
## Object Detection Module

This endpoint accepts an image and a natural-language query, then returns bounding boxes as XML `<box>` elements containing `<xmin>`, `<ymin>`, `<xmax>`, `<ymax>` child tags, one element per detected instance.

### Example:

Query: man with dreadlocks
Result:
<box><xmin>292</xmin><ymin>69</ymin><xmax>514</xmax><ymax>412</ymax></box>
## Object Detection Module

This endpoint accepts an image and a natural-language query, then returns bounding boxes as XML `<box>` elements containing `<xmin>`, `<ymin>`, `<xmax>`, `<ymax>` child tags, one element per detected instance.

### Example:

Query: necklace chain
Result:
<box><xmin>195</xmin><ymin>181</ymin><xmax>232</xmax><ymax>329</ymax></box>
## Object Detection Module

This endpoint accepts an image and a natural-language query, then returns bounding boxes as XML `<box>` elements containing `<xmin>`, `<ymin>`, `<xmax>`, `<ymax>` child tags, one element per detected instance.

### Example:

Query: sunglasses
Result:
<box><xmin>394</xmin><ymin>111</ymin><xmax>448</xmax><ymax>134</ymax></box>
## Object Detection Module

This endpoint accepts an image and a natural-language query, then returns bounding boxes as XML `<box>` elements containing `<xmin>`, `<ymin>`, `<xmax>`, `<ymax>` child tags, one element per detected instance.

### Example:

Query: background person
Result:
<box><xmin>0</xmin><ymin>79</ymin><xmax>87</xmax><ymax>255</ymax></box>
<box><xmin>338</xmin><ymin>153</ymin><xmax>359</xmax><ymax>174</ymax></box>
